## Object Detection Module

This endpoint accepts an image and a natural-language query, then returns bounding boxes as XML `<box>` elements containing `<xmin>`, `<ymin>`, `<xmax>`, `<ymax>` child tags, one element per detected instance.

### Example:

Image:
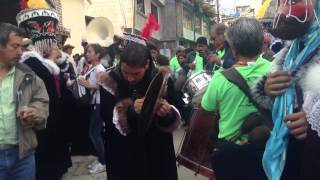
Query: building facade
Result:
<box><xmin>176</xmin><ymin>0</ymin><xmax>213</xmax><ymax>48</ymax></box>
<box><xmin>84</xmin><ymin>0</ymin><xmax>215</xmax><ymax>56</ymax></box>
<box><xmin>60</xmin><ymin>0</ymin><xmax>89</xmax><ymax>53</ymax></box>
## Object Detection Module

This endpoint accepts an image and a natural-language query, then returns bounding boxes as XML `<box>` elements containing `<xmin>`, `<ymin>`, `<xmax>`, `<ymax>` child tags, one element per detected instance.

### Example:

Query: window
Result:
<box><xmin>151</xmin><ymin>3</ymin><xmax>158</xmax><ymax>22</ymax></box>
<box><xmin>183</xmin><ymin>8</ymin><xmax>193</xmax><ymax>30</ymax></box>
<box><xmin>195</xmin><ymin>16</ymin><xmax>202</xmax><ymax>34</ymax></box>
<box><xmin>137</xmin><ymin>0</ymin><xmax>145</xmax><ymax>14</ymax></box>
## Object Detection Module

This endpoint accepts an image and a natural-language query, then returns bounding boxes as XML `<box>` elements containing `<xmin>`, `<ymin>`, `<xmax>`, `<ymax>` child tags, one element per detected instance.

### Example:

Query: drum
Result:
<box><xmin>182</xmin><ymin>71</ymin><xmax>212</xmax><ymax>104</ymax></box>
<box><xmin>177</xmin><ymin>106</ymin><xmax>218</xmax><ymax>179</ymax></box>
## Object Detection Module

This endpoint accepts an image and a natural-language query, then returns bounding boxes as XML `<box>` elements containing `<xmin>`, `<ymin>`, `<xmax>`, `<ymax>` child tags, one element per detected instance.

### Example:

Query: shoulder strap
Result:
<box><xmin>84</xmin><ymin>66</ymin><xmax>96</xmax><ymax>77</ymax></box>
<box><xmin>221</xmin><ymin>68</ymin><xmax>252</xmax><ymax>99</ymax></box>
<box><xmin>222</xmin><ymin>68</ymin><xmax>273</xmax><ymax>128</ymax></box>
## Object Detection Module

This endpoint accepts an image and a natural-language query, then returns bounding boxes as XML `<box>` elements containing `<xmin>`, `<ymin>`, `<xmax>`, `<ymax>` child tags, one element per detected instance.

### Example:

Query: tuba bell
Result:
<box><xmin>86</xmin><ymin>17</ymin><xmax>114</xmax><ymax>47</ymax></box>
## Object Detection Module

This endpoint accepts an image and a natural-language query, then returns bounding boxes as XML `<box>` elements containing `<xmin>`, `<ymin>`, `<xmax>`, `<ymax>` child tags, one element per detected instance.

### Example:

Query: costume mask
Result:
<box><xmin>16</xmin><ymin>0</ymin><xmax>59</xmax><ymax>56</ymax></box>
<box><xmin>270</xmin><ymin>0</ymin><xmax>317</xmax><ymax>40</ymax></box>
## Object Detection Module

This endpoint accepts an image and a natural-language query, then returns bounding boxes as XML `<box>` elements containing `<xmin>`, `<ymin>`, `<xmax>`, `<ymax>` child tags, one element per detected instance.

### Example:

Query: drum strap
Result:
<box><xmin>221</xmin><ymin>68</ymin><xmax>273</xmax><ymax>129</ymax></box>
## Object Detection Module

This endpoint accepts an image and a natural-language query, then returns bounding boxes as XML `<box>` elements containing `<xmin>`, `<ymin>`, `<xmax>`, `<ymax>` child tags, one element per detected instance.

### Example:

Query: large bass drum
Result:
<box><xmin>182</xmin><ymin>71</ymin><xmax>213</xmax><ymax>105</ymax></box>
<box><xmin>176</xmin><ymin>106</ymin><xmax>218</xmax><ymax>179</ymax></box>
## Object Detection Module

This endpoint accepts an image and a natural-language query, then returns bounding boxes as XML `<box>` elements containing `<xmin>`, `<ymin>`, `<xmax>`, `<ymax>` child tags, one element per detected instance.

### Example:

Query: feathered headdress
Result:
<box><xmin>141</xmin><ymin>13</ymin><xmax>160</xmax><ymax>40</ymax></box>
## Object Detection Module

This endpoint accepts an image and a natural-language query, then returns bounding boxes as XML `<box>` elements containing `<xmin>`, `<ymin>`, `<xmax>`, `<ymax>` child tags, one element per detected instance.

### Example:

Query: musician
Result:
<box><xmin>98</xmin><ymin>35</ymin><xmax>181</xmax><ymax>180</ymax></box>
<box><xmin>209</xmin><ymin>23</ymin><xmax>235</xmax><ymax>69</ymax></box>
<box><xmin>201</xmin><ymin>18</ymin><xmax>271</xmax><ymax>180</ymax></box>
<box><xmin>252</xmin><ymin>0</ymin><xmax>320</xmax><ymax>179</ymax></box>
<box><xmin>183</xmin><ymin>37</ymin><xmax>217</xmax><ymax>75</ymax></box>
<box><xmin>169</xmin><ymin>46</ymin><xmax>185</xmax><ymax>79</ymax></box>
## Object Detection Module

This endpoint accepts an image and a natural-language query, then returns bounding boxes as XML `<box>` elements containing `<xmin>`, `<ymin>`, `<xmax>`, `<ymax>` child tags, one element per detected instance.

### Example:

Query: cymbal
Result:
<box><xmin>138</xmin><ymin>71</ymin><xmax>169</xmax><ymax>136</ymax></box>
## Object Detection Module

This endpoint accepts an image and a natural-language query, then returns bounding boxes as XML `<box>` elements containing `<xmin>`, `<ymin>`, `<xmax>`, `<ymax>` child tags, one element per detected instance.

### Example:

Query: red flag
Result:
<box><xmin>141</xmin><ymin>13</ymin><xmax>160</xmax><ymax>40</ymax></box>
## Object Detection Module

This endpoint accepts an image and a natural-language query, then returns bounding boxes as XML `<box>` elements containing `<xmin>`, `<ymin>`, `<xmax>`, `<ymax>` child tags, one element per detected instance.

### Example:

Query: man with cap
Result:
<box><xmin>62</xmin><ymin>44</ymin><xmax>77</xmax><ymax>73</ymax></box>
<box><xmin>62</xmin><ymin>44</ymin><xmax>74</xmax><ymax>56</ymax></box>
<box><xmin>183</xmin><ymin>37</ymin><xmax>217</xmax><ymax>76</ymax></box>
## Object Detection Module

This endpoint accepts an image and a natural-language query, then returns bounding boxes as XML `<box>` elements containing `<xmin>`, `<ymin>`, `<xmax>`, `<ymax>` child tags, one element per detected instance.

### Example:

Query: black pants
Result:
<box><xmin>211</xmin><ymin>140</ymin><xmax>267</xmax><ymax>180</ymax></box>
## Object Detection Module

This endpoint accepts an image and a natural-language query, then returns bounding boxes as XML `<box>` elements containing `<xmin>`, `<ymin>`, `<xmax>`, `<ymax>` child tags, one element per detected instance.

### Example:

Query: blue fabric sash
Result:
<box><xmin>262</xmin><ymin>2</ymin><xmax>320</xmax><ymax>180</ymax></box>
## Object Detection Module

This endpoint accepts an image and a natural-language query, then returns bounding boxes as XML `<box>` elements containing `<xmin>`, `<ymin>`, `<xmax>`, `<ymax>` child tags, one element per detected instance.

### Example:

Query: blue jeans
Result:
<box><xmin>0</xmin><ymin>147</ymin><xmax>35</xmax><ymax>180</ymax></box>
<box><xmin>89</xmin><ymin>105</ymin><xmax>105</xmax><ymax>165</ymax></box>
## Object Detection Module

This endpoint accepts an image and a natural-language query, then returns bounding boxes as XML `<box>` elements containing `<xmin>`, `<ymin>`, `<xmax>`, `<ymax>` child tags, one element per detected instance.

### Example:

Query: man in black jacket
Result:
<box><xmin>99</xmin><ymin>36</ymin><xmax>181</xmax><ymax>180</ymax></box>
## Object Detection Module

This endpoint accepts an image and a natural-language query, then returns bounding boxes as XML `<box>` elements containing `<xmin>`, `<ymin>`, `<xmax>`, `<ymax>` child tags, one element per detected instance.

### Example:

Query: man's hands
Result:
<box><xmin>134</xmin><ymin>98</ymin><xmax>172</xmax><ymax>117</ymax></box>
<box><xmin>134</xmin><ymin>98</ymin><xmax>144</xmax><ymax>114</ymax></box>
<box><xmin>285</xmin><ymin>111</ymin><xmax>308</xmax><ymax>140</ymax></box>
<box><xmin>115</xmin><ymin>99</ymin><xmax>133</xmax><ymax>133</ymax></box>
<box><xmin>265</xmin><ymin>71</ymin><xmax>308</xmax><ymax>140</ymax></box>
<box><xmin>18</xmin><ymin>106</ymin><xmax>41</xmax><ymax>128</ymax></box>
<box><xmin>265</xmin><ymin>70</ymin><xmax>292</xmax><ymax>96</ymax></box>
<box><xmin>208</xmin><ymin>54</ymin><xmax>221</xmax><ymax>65</ymax></box>
<box><xmin>156</xmin><ymin>99</ymin><xmax>172</xmax><ymax>117</ymax></box>
<box><xmin>78</xmin><ymin>76</ymin><xmax>89</xmax><ymax>87</ymax></box>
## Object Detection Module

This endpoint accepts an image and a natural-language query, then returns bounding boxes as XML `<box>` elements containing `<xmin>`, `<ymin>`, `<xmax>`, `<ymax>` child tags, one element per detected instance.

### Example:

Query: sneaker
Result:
<box><xmin>89</xmin><ymin>162</ymin><xmax>106</xmax><ymax>174</ymax></box>
<box><xmin>87</xmin><ymin>160</ymin><xmax>98</xmax><ymax>169</ymax></box>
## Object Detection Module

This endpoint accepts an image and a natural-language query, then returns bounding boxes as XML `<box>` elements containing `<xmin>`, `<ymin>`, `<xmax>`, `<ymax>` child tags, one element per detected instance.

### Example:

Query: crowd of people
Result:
<box><xmin>0</xmin><ymin>0</ymin><xmax>320</xmax><ymax>180</ymax></box>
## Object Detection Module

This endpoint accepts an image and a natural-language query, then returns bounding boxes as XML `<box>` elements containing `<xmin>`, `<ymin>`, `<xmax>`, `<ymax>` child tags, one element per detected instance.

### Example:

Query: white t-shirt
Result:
<box><xmin>88</xmin><ymin>64</ymin><xmax>105</xmax><ymax>104</ymax></box>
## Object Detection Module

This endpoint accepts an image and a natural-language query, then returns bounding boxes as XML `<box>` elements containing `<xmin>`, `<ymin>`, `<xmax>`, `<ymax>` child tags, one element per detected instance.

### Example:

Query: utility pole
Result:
<box><xmin>216</xmin><ymin>0</ymin><xmax>220</xmax><ymax>23</ymax></box>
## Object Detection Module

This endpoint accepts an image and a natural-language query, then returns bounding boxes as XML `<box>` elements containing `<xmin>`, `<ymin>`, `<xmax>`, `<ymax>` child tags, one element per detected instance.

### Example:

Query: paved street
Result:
<box><xmin>62</xmin><ymin>127</ymin><xmax>209</xmax><ymax>180</ymax></box>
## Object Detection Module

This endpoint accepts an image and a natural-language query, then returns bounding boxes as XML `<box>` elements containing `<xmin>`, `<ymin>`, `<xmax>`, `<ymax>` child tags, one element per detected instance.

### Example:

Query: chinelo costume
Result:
<box><xmin>16</xmin><ymin>1</ymin><xmax>71</xmax><ymax>179</ymax></box>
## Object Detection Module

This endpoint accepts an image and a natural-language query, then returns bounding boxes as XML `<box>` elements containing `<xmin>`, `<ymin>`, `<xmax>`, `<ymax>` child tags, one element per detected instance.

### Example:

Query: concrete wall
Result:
<box><xmin>176</xmin><ymin>1</ymin><xmax>184</xmax><ymax>39</ymax></box>
<box><xmin>161</xmin><ymin>0</ymin><xmax>178</xmax><ymax>42</ymax></box>
<box><xmin>60</xmin><ymin>0</ymin><xmax>87</xmax><ymax>54</ymax></box>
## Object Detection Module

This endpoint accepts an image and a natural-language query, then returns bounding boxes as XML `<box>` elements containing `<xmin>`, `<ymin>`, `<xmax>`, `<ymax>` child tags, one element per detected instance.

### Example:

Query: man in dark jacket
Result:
<box><xmin>99</xmin><ymin>35</ymin><xmax>181</xmax><ymax>180</ymax></box>
<box><xmin>210</xmin><ymin>23</ymin><xmax>235</xmax><ymax>69</ymax></box>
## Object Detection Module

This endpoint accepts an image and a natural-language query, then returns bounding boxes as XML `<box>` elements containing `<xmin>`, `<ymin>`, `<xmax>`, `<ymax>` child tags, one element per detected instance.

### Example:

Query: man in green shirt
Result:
<box><xmin>201</xmin><ymin>18</ymin><xmax>270</xmax><ymax>180</ymax></box>
<box><xmin>184</xmin><ymin>37</ymin><xmax>214</xmax><ymax>75</ymax></box>
<box><xmin>169</xmin><ymin>46</ymin><xmax>185</xmax><ymax>79</ymax></box>
<box><xmin>0</xmin><ymin>23</ymin><xmax>49</xmax><ymax>180</ymax></box>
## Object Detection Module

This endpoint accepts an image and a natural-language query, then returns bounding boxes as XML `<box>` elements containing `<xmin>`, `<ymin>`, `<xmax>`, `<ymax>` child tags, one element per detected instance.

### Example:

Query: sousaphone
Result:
<box><xmin>138</xmin><ymin>71</ymin><xmax>170</xmax><ymax>136</ymax></box>
<box><xmin>86</xmin><ymin>17</ymin><xmax>114</xmax><ymax>46</ymax></box>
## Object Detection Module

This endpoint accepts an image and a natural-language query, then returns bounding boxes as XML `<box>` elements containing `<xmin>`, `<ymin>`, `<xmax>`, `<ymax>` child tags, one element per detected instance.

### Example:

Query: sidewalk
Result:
<box><xmin>62</xmin><ymin>127</ymin><xmax>208</xmax><ymax>180</ymax></box>
<box><xmin>61</xmin><ymin>156</ymin><xmax>105</xmax><ymax>180</ymax></box>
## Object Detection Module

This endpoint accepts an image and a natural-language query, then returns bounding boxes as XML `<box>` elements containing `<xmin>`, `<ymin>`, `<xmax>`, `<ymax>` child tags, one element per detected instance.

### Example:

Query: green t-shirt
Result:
<box><xmin>201</xmin><ymin>57</ymin><xmax>271</xmax><ymax>141</ymax></box>
<box><xmin>169</xmin><ymin>56</ymin><xmax>181</xmax><ymax>79</ymax></box>
<box><xmin>169</xmin><ymin>56</ymin><xmax>180</xmax><ymax>72</ymax></box>
<box><xmin>217</xmin><ymin>49</ymin><xmax>225</xmax><ymax>59</ymax></box>
<box><xmin>192</xmin><ymin>52</ymin><xmax>204</xmax><ymax>74</ymax></box>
